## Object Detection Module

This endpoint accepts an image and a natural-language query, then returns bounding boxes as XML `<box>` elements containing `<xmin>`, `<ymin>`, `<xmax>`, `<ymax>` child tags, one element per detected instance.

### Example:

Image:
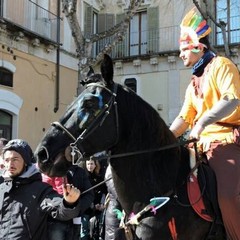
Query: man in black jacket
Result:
<box><xmin>0</xmin><ymin>139</ymin><xmax>92</xmax><ymax>240</ymax></box>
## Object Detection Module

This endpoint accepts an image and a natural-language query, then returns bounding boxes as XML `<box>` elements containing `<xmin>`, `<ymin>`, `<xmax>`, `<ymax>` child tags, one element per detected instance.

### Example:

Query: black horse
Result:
<box><xmin>35</xmin><ymin>54</ymin><xmax>225</xmax><ymax>240</ymax></box>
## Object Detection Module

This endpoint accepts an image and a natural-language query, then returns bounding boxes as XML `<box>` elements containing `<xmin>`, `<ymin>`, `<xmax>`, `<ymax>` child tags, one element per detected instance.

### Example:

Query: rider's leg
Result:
<box><xmin>206</xmin><ymin>143</ymin><xmax>240</xmax><ymax>240</ymax></box>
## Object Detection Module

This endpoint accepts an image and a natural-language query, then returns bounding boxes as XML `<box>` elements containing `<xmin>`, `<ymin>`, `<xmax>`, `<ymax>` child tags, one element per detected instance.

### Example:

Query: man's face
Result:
<box><xmin>179</xmin><ymin>45</ymin><xmax>203</xmax><ymax>67</ymax></box>
<box><xmin>3</xmin><ymin>150</ymin><xmax>26</xmax><ymax>177</ymax></box>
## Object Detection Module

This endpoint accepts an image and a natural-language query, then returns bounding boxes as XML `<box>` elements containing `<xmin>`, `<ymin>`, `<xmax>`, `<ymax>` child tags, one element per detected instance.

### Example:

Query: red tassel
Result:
<box><xmin>168</xmin><ymin>217</ymin><xmax>178</xmax><ymax>240</ymax></box>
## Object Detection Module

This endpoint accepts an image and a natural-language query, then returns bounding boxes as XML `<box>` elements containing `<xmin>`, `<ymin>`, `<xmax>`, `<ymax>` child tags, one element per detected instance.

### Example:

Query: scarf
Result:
<box><xmin>192</xmin><ymin>51</ymin><xmax>216</xmax><ymax>77</ymax></box>
<box><xmin>191</xmin><ymin>51</ymin><xmax>216</xmax><ymax>98</ymax></box>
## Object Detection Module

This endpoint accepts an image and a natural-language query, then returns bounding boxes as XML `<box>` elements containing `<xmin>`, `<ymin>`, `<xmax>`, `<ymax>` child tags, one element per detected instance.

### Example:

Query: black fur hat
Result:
<box><xmin>2</xmin><ymin>139</ymin><xmax>35</xmax><ymax>166</ymax></box>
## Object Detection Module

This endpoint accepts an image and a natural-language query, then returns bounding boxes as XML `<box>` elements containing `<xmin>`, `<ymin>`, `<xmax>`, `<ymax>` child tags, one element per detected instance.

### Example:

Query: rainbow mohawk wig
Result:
<box><xmin>180</xmin><ymin>8</ymin><xmax>211</xmax><ymax>52</ymax></box>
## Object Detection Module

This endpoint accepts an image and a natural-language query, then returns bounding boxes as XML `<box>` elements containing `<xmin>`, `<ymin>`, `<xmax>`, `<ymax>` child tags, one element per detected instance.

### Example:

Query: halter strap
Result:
<box><xmin>51</xmin><ymin>121</ymin><xmax>77</xmax><ymax>142</ymax></box>
<box><xmin>51</xmin><ymin>83</ymin><xmax>119</xmax><ymax>165</ymax></box>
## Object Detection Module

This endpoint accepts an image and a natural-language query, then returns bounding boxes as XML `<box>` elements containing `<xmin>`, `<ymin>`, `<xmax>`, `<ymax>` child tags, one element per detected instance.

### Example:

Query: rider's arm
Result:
<box><xmin>170</xmin><ymin>117</ymin><xmax>189</xmax><ymax>138</ymax></box>
<box><xmin>196</xmin><ymin>97</ymin><xmax>240</xmax><ymax>128</ymax></box>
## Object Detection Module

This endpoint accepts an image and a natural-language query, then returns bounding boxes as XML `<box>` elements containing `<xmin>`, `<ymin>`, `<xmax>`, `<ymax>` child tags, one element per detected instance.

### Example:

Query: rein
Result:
<box><xmin>90</xmin><ymin>138</ymin><xmax>198</xmax><ymax>162</ymax></box>
<box><xmin>80</xmin><ymin>176</ymin><xmax>112</xmax><ymax>195</ymax></box>
<box><xmin>81</xmin><ymin>138</ymin><xmax>198</xmax><ymax>199</ymax></box>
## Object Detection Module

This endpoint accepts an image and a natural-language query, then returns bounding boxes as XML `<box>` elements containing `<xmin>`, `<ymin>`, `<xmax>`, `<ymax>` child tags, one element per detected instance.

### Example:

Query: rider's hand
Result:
<box><xmin>189</xmin><ymin>123</ymin><xmax>204</xmax><ymax>140</ymax></box>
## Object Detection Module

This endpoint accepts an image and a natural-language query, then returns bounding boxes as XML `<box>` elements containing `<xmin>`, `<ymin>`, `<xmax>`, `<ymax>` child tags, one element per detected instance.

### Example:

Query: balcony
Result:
<box><xmin>96</xmin><ymin>25</ymin><xmax>180</xmax><ymax>60</ymax></box>
<box><xmin>0</xmin><ymin>0</ymin><xmax>59</xmax><ymax>45</ymax></box>
<box><xmin>96</xmin><ymin>21</ymin><xmax>240</xmax><ymax>60</ymax></box>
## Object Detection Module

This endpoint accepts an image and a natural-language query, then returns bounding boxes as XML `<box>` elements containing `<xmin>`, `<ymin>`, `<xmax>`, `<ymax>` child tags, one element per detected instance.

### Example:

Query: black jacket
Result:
<box><xmin>0</xmin><ymin>165</ymin><xmax>93</xmax><ymax>240</ymax></box>
<box><xmin>84</xmin><ymin>171</ymin><xmax>107</xmax><ymax>217</ymax></box>
<box><xmin>66</xmin><ymin>165</ymin><xmax>94</xmax><ymax>216</ymax></box>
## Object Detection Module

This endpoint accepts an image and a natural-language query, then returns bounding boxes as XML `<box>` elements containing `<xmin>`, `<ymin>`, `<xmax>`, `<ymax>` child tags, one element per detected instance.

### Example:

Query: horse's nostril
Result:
<box><xmin>37</xmin><ymin>146</ymin><xmax>49</xmax><ymax>163</ymax></box>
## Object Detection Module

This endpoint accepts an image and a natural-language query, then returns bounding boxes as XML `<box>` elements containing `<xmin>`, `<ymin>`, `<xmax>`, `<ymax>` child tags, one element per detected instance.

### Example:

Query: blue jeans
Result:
<box><xmin>48</xmin><ymin>220</ymin><xmax>74</xmax><ymax>240</ymax></box>
<box><xmin>81</xmin><ymin>214</ymin><xmax>104</xmax><ymax>240</ymax></box>
<box><xmin>80</xmin><ymin>215</ymin><xmax>90</xmax><ymax>240</ymax></box>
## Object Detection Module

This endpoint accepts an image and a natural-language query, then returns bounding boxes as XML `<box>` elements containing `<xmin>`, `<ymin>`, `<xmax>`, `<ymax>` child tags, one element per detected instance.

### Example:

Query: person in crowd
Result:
<box><xmin>80</xmin><ymin>156</ymin><xmax>108</xmax><ymax>240</ymax></box>
<box><xmin>0</xmin><ymin>138</ymin><xmax>8</xmax><ymax>152</ymax></box>
<box><xmin>104</xmin><ymin>165</ymin><xmax>122</xmax><ymax>240</ymax></box>
<box><xmin>94</xmin><ymin>151</ymin><xmax>108</xmax><ymax>178</ymax></box>
<box><xmin>42</xmin><ymin>165</ymin><xmax>94</xmax><ymax>240</ymax></box>
<box><xmin>169</xmin><ymin>8</ymin><xmax>240</xmax><ymax>239</ymax></box>
<box><xmin>0</xmin><ymin>139</ymin><xmax>85</xmax><ymax>240</ymax></box>
<box><xmin>0</xmin><ymin>137</ymin><xmax>9</xmax><ymax>174</ymax></box>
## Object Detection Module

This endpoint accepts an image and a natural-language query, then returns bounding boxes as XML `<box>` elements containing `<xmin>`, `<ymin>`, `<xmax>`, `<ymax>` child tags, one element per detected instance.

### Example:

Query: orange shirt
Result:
<box><xmin>178</xmin><ymin>56</ymin><xmax>240</xmax><ymax>150</ymax></box>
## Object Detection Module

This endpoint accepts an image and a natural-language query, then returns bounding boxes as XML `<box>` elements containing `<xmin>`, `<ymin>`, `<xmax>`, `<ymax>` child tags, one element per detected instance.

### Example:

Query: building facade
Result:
<box><xmin>96</xmin><ymin>0</ymin><xmax>240</xmax><ymax>125</ymax></box>
<box><xmin>0</xmin><ymin>0</ymin><xmax>79</xmax><ymax>148</ymax></box>
<box><xmin>0</xmin><ymin>0</ymin><xmax>239</xmax><ymax>149</ymax></box>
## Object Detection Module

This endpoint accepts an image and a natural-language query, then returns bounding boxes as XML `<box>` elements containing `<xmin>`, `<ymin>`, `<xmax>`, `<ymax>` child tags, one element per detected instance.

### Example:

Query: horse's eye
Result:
<box><xmin>83</xmin><ymin>99</ymin><xmax>96</xmax><ymax>109</ymax></box>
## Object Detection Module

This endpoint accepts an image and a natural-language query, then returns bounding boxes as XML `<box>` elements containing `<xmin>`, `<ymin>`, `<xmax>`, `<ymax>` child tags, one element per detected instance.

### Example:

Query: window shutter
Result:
<box><xmin>106</xmin><ymin>14</ymin><xmax>115</xmax><ymax>30</ymax></box>
<box><xmin>147</xmin><ymin>7</ymin><xmax>159</xmax><ymax>54</ymax></box>
<box><xmin>115</xmin><ymin>13</ymin><xmax>128</xmax><ymax>58</ymax></box>
<box><xmin>84</xmin><ymin>4</ymin><xmax>93</xmax><ymax>38</ymax></box>
<box><xmin>98</xmin><ymin>14</ymin><xmax>115</xmax><ymax>32</ymax></box>
<box><xmin>97</xmin><ymin>14</ymin><xmax>114</xmax><ymax>55</ymax></box>
<box><xmin>98</xmin><ymin>14</ymin><xmax>106</xmax><ymax>33</ymax></box>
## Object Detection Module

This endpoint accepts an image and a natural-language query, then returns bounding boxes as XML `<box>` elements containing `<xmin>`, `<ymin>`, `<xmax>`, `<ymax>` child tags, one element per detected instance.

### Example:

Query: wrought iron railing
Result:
<box><xmin>0</xmin><ymin>0</ymin><xmax>58</xmax><ymax>42</ymax></box>
<box><xmin>95</xmin><ymin>25</ymin><xmax>181</xmax><ymax>59</ymax></box>
<box><xmin>1</xmin><ymin>0</ymin><xmax>239</xmax><ymax>58</ymax></box>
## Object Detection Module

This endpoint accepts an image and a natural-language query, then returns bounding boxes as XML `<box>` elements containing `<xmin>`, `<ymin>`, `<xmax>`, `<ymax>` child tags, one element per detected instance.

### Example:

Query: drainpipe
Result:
<box><xmin>54</xmin><ymin>0</ymin><xmax>61</xmax><ymax>113</ymax></box>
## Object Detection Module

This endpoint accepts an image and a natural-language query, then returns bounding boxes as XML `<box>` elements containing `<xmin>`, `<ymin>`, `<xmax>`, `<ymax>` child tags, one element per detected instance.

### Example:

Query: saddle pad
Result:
<box><xmin>187</xmin><ymin>174</ymin><xmax>212</xmax><ymax>222</ymax></box>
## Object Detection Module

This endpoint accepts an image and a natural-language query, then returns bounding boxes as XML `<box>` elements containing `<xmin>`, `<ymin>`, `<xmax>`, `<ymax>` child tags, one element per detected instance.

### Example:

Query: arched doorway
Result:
<box><xmin>0</xmin><ymin>110</ymin><xmax>12</xmax><ymax>139</ymax></box>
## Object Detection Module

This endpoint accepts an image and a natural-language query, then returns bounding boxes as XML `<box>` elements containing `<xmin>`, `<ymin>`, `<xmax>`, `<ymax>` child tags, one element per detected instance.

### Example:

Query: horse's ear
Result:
<box><xmin>101</xmin><ymin>54</ymin><xmax>114</xmax><ymax>87</ymax></box>
<box><xmin>88</xmin><ymin>66</ymin><xmax>95</xmax><ymax>77</ymax></box>
<box><xmin>80</xmin><ymin>66</ymin><xmax>95</xmax><ymax>86</ymax></box>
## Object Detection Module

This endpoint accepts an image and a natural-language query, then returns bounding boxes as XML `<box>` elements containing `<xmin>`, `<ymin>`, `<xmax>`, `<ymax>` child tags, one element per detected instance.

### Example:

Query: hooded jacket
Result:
<box><xmin>0</xmin><ymin>164</ymin><xmax>89</xmax><ymax>240</ymax></box>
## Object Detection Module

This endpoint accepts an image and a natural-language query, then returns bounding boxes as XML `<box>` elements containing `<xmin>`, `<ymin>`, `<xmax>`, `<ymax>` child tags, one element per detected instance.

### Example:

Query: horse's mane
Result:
<box><xmin>111</xmin><ymin>84</ymin><xmax>181</xmax><ymax>197</ymax></box>
<box><xmin>115</xmin><ymin>85</ymin><xmax>175</xmax><ymax>145</ymax></box>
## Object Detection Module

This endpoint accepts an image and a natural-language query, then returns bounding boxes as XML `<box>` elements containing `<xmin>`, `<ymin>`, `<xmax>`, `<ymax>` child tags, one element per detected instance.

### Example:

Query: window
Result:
<box><xmin>97</xmin><ymin>13</ymin><xmax>115</xmax><ymax>57</ymax></box>
<box><xmin>0</xmin><ymin>67</ymin><xmax>13</xmax><ymax>87</ymax></box>
<box><xmin>129</xmin><ymin>11</ymin><xmax>147</xmax><ymax>56</ymax></box>
<box><xmin>84</xmin><ymin>4</ymin><xmax>101</xmax><ymax>57</ymax></box>
<box><xmin>114</xmin><ymin>7</ymin><xmax>159</xmax><ymax>58</ymax></box>
<box><xmin>124</xmin><ymin>78</ymin><xmax>137</xmax><ymax>92</ymax></box>
<box><xmin>0</xmin><ymin>110</ymin><xmax>12</xmax><ymax>139</ymax></box>
<box><xmin>216</xmin><ymin>0</ymin><xmax>240</xmax><ymax>44</ymax></box>
<box><xmin>92</xmin><ymin>11</ymin><xmax>98</xmax><ymax>56</ymax></box>
<box><xmin>0</xmin><ymin>0</ymin><xmax>3</xmax><ymax>17</ymax></box>
<box><xmin>0</xmin><ymin>89</ymin><xmax>23</xmax><ymax>139</ymax></box>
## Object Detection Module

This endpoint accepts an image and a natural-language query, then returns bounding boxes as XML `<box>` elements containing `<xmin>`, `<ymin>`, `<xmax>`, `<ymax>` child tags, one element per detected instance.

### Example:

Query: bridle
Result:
<box><xmin>51</xmin><ymin>82</ymin><xmax>119</xmax><ymax>165</ymax></box>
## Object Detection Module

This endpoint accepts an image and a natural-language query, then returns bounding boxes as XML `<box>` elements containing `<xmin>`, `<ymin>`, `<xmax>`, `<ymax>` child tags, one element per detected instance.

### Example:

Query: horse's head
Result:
<box><xmin>35</xmin><ymin>54</ymin><xmax>118</xmax><ymax>176</ymax></box>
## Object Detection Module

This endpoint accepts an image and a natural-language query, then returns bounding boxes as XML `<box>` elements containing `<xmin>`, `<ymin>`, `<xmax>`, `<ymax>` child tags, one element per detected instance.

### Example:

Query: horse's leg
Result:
<box><xmin>114</xmin><ymin>226</ymin><xmax>139</xmax><ymax>240</ymax></box>
<box><xmin>134</xmin><ymin>215</ymin><xmax>214</xmax><ymax>240</ymax></box>
<box><xmin>135</xmin><ymin>216</ymin><xmax>171</xmax><ymax>240</ymax></box>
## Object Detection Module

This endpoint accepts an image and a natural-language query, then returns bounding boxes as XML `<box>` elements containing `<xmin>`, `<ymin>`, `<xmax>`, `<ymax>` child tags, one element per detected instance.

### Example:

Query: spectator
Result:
<box><xmin>104</xmin><ymin>165</ymin><xmax>122</xmax><ymax>240</ymax></box>
<box><xmin>0</xmin><ymin>139</ymin><xmax>84</xmax><ymax>240</ymax></box>
<box><xmin>42</xmin><ymin>166</ymin><xmax>94</xmax><ymax>240</ymax></box>
<box><xmin>0</xmin><ymin>138</ymin><xmax>8</xmax><ymax>152</ymax></box>
<box><xmin>0</xmin><ymin>137</ymin><xmax>9</xmax><ymax>174</ymax></box>
<box><xmin>80</xmin><ymin>157</ymin><xmax>107</xmax><ymax>240</ymax></box>
<box><xmin>94</xmin><ymin>151</ymin><xmax>108</xmax><ymax>178</ymax></box>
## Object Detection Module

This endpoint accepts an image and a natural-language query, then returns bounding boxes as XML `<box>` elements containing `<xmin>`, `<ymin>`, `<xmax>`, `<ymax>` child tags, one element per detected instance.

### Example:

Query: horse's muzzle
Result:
<box><xmin>35</xmin><ymin>146</ymin><xmax>49</xmax><ymax>164</ymax></box>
